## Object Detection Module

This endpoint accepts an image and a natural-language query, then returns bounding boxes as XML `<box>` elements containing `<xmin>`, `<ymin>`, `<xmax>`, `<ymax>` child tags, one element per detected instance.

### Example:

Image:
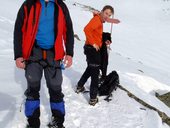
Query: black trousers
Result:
<box><xmin>78</xmin><ymin>45</ymin><xmax>101</xmax><ymax>99</ymax></box>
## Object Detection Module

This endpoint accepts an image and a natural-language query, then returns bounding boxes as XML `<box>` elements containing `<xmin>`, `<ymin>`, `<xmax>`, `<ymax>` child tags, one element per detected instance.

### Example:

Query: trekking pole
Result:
<box><xmin>110</xmin><ymin>14</ymin><xmax>114</xmax><ymax>36</ymax></box>
<box><xmin>107</xmin><ymin>14</ymin><xmax>114</xmax><ymax>52</ymax></box>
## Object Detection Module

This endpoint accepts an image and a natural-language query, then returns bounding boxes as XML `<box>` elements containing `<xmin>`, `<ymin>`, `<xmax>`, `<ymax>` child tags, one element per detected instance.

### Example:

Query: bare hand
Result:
<box><xmin>105</xmin><ymin>40</ymin><xmax>111</xmax><ymax>45</ymax></box>
<box><xmin>93</xmin><ymin>44</ymin><xmax>100</xmax><ymax>51</ymax></box>
<box><xmin>93</xmin><ymin>10</ymin><xmax>100</xmax><ymax>15</ymax></box>
<box><xmin>15</xmin><ymin>57</ymin><xmax>25</xmax><ymax>69</ymax></box>
<box><xmin>63</xmin><ymin>55</ymin><xmax>73</xmax><ymax>68</ymax></box>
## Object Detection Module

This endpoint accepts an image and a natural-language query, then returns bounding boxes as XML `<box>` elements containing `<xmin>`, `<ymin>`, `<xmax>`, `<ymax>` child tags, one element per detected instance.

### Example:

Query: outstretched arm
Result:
<box><xmin>106</xmin><ymin>18</ymin><xmax>120</xmax><ymax>24</ymax></box>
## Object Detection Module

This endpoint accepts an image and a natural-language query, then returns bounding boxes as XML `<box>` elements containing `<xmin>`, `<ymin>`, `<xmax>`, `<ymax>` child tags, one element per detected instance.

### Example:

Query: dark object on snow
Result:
<box><xmin>99</xmin><ymin>71</ymin><xmax>119</xmax><ymax>102</ymax></box>
<box><xmin>75</xmin><ymin>86</ymin><xmax>85</xmax><ymax>94</ymax></box>
<box><xmin>156</xmin><ymin>92</ymin><xmax>170</xmax><ymax>108</ymax></box>
<box><xmin>89</xmin><ymin>98</ymin><xmax>99</xmax><ymax>106</ymax></box>
<box><xmin>100</xmin><ymin>32</ymin><xmax>112</xmax><ymax>79</ymax></box>
<box><xmin>102</xmin><ymin>32</ymin><xmax>112</xmax><ymax>43</ymax></box>
<box><xmin>74</xmin><ymin>34</ymin><xmax>81</xmax><ymax>41</ymax></box>
<box><xmin>47</xmin><ymin>116</ymin><xmax>65</xmax><ymax>128</ymax></box>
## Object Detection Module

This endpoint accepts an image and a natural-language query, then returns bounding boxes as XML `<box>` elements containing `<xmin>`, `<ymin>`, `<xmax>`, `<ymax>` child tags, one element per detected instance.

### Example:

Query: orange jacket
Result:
<box><xmin>84</xmin><ymin>14</ymin><xmax>103</xmax><ymax>47</ymax></box>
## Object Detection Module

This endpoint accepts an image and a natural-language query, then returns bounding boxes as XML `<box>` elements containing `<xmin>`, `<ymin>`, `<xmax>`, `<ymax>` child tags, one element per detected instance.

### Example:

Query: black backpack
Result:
<box><xmin>99</xmin><ymin>71</ymin><xmax>119</xmax><ymax>101</ymax></box>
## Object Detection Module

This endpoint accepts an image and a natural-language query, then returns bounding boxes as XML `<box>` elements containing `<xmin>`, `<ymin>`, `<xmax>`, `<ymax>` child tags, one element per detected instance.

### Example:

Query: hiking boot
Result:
<box><xmin>89</xmin><ymin>98</ymin><xmax>99</xmax><ymax>106</ymax></box>
<box><xmin>25</xmin><ymin>124</ymin><xmax>36</xmax><ymax>128</ymax></box>
<box><xmin>75</xmin><ymin>86</ymin><xmax>85</xmax><ymax>94</ymax></box>
<box><xmin>48</xmin><ymin>116</ymin><xmax>65</xmax><ymax>128</ymax></box>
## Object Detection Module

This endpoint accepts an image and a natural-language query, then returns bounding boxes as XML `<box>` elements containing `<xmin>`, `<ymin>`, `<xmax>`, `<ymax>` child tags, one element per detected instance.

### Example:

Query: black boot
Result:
<box><xmin>26</xmin><ymin>124</ymin><xmax>33</xmax><ymax>128</ymax></box>
<box><xmin>26</xmin><ymin>124</ymin><xmax>37</xmax><ymax>128</ymax></box>
<box><xmin>48</xmin><ymin>116</ymin><xmax>65</xmax><ymax>128</ymax></box>
<box><xmin>75</xmin><ymin>86</ymin><xmax>85</xmax><ymax>94</ymax></box>
<box><xmin>89</xmin><ymin>98</ymin><xmax>99</xmax><ymax>106</ymax></box>
<box><xmin>27</xmin><ymin>117</ymin><xmax>40</xmax><ymax>128</ymax></box>
<box><xmin>25</xmin><ymin>100</ymin><xmax>40</xmax><ymax>128</ymax></box>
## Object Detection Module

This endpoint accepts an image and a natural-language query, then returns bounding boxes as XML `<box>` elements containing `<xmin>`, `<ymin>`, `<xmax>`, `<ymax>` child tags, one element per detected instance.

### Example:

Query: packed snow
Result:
<box><xmin>0</xmin><ymin>0</ymin><xmax>170</xmax><ymax>128</ymax></box>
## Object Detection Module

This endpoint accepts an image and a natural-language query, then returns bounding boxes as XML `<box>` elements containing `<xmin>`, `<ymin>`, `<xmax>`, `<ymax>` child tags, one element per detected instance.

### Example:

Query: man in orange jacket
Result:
<box><xmin>76</xmin><ymin>5</ymin><xmax>120</xmax><ymax>106</ymax></box>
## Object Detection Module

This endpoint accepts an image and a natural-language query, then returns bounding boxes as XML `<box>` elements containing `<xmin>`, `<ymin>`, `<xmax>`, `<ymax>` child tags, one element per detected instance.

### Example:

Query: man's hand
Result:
<box><xmin>15</xmin><ymin>57</ymin><xmax>25</xmax><ymax>69</ymax></box>
<box><xmin>105</xmin><ymin>40</ymin><xmax>111</xmax><ymax>45</ymax></box>
<box><xmin>93</xmin><ymin>10</ymin><xmax>100</xmax><ymax>16</ymax></box>
<box><xmin>105</xmin><ymin>40</ymin><xmax>112</xmax><ymax>50</ymax></box>
<box><xmin>93</xmin><ymin>44</ymin><xmax>100</xmax><ymax>51</ymax></box>
<box><xmin>64</xmin><ymin>55</ymin><xmax>73</xmax><ymax>68</ymax></box>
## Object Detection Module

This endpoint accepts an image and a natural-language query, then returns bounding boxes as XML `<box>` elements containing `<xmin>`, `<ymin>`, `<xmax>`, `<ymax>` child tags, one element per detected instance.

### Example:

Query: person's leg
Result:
<box><xmin>77</xmin><ymin>66</ymin><xmax>91</xmax><ymax>87</ymax></box>
<box><xmin>89</xmin><ymin>66</ymin><xmax>100</xmax><ymax>99</ymax></box>
<box><xmin>25</xmin><ymin>62</ymin><xmax>43</xmax><ymax>128</ymax></box>
<box><xmin>76</xmin><ymin>46</ymin><xmax>92</xmax><ymax>93</ymax></box>
<box><xmin>44</xmin><ymin>61</ymin><xmax>65</xmax><ymax>127</ymax></box>
<box><xmin>85</xmin><ymin>46</ymin><xmax>101</xmax><ymax>105</ymax></box>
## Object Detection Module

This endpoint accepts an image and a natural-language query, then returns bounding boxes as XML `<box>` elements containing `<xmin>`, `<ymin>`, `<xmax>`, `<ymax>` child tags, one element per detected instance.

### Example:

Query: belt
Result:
<box><xmin>34</xmin><ymin>40</ymin><xmax>54</xmax><ymax>60</ymax></box>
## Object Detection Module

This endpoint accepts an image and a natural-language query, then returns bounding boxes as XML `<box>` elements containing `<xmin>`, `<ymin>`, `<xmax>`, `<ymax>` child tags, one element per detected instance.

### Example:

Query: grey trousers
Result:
<box><xmin>24</xmin><ymin>45</ymin><xmax>64</xmax><ymax>102</ymax></box>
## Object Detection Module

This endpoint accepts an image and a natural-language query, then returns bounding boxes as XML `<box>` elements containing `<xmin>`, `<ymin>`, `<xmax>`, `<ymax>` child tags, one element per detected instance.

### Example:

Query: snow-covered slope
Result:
<box><xmin>0</xmin><ymin>0</ymin><xmax>170</xmax><ymax>128</ymax></box>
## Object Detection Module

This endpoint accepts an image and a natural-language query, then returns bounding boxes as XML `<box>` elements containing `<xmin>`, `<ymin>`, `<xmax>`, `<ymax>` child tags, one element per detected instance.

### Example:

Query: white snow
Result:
<box><xmin>0</xmin><ymin>0</ymin><xmax>170</xmax><ymax>128</ymax></box>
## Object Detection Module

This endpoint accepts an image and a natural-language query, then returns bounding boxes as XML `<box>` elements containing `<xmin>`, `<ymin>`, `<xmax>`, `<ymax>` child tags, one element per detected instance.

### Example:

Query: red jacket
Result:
<box><xmin>14</xmin><ymin>0</ymin><xmax>74</xmax><ymax>60</ymax></box>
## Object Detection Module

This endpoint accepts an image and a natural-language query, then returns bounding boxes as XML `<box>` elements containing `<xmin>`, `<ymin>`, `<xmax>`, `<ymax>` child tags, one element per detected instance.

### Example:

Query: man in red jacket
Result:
<box><xmin>14</xmin><ymin>0</ymin><xmax>74</xmax><ymax>127</ymax></box>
